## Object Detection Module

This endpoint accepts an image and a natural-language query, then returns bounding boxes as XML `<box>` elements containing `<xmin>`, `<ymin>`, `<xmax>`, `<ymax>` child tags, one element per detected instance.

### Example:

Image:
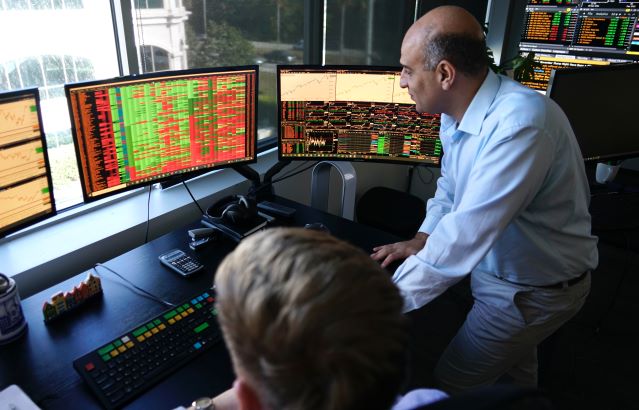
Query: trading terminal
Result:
<box><xmin>0</xmin><ymin>1</ymin><xmax>638</xmax><ymax>409</ymax></box>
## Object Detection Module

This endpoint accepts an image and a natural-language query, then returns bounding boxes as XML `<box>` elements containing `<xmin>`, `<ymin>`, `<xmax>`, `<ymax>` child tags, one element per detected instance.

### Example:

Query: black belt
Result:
<box><xmin>499</xmin><ymin>270</ymin><xmax>590</xmax><ymax>290</ymax></box>
<box><xmin>536</xmin><ymin>270</ymin><xmax>590</xmax><ymax>289</ymax></box>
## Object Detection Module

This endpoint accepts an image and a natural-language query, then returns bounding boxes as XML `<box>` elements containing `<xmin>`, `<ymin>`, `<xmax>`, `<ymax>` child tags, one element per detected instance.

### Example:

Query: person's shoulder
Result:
<box><xmin>490</xmin><ymin>75</ymin><xmax>550</xmax><ymax>125</ymax></box>
<box><xmin>497</xmin><ymin>75</ymin><xmax>545</xmax><ymax>106</ymax></box>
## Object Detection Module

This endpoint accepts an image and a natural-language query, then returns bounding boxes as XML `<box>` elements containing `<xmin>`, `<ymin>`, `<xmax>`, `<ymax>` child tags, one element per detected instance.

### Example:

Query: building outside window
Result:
<box><xmin>4</xmin><ymin>0</ymin><xmax>422</xmax><ymax>213</ymax></box>
<box><xmin>0</xmin><ymin>1</ymin><xmax>120</xmax><ymax>209</ymax></box>
<box><xmin>324</xmin><ymin>0</ymin><xmax>415</xmax><ymax>66</ymax></box>
<box><xmin>135</xmin><ymin>0</ymin><xmax>164</xmax><ymax>8</ymax></box>
<box><xmin>140</xmin><ymin>45</ymin><xmax>171</xmax><ymax>72</ymax></box>
<box><xmin>132</xmin><ymin>1</ymin><xmax>189</xmax><ymax>71</ymax></box>
<box><xmin>134</xmin><ymin>0</ymin><xmax>304</xmax><ymax>141</ymax></box>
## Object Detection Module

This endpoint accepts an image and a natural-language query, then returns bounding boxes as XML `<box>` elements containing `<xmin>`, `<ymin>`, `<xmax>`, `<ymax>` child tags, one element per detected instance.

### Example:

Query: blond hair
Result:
<box><xmin>215</xmin><ymin>227</ymin><xmax>408</xmax><ymax>410</ymax></box>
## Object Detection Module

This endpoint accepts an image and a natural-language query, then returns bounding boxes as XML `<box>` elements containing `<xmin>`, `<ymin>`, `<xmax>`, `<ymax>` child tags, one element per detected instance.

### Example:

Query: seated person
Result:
<box><xmin>190</xmin><ymin>227</ymin><xmax>446</xmax><ymax>410</ymax></box>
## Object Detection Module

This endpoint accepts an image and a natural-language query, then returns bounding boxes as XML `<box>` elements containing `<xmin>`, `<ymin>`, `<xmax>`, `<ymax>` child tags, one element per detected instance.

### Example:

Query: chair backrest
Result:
<box><xmin>356</xmin><ymin>186</ymin><xmax>426</xmax><ymax>239</ymax></box>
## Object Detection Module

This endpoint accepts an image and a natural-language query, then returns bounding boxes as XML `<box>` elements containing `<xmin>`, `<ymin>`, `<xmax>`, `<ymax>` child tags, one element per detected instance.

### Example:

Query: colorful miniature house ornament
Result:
<box><xmin>43</xmin><ymin>273</ymin><xmax>103</xmax><ymax>323</ymax></box>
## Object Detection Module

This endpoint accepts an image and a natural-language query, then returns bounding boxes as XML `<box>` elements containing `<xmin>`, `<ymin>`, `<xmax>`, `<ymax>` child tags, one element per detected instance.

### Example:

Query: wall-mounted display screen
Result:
<box><xmin>518</xmin><ymin>0</ymin><xmax>639</xmax><ymax>91</ymax></box>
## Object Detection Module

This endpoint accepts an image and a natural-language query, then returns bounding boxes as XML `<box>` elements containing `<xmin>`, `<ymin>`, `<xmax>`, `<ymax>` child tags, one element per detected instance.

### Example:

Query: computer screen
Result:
<box><xmin>66</xmin><ymin>66</ymin><xmax>258</xmax><ymax>202</ymax></box>
<box><xmin>517</xmin><ymin>0</ymin><xmax>639</xmax><ymax>92</ymax></box>
<box><xmin>277</xmin><ymin>65</ymin><xmax>442</xmax><ymax>166</ymax></box>
<box><xmin>548</xmin><ymin>63</ymin><xmax>639</xmax><ymax>162</ymax></box>
<box><xmin>0</xmin><ymin>88</ymin><xmax>56</xmax><ymax>237</ymax></box>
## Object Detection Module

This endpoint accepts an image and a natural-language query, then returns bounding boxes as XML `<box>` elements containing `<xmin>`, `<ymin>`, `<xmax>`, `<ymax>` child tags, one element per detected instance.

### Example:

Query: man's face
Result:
<box><xmin>399</xmin><ymin>34</ymin><xmax>442</xmax><ymax>114</ymax></box>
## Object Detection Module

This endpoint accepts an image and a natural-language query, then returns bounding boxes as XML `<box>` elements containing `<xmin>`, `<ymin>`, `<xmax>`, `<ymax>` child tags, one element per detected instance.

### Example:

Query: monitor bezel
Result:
<box><xmin>65</xmin><ymin>65</ymin><xmax>259</xmax><ymax>203</ymax></box>
<box><xmin>276</xmin><ymin>64</ymin><xmax>442</xmax><ymax>167</ymax></box>
<box><xmin>547</xmin><ymin>63</ymin><xmax>639</xmax><ymax>163</ymax></box>
<box><xmin>0</xmin><ymin>87</ymin><xmax>57</xmax><ymax>238</ymax></box>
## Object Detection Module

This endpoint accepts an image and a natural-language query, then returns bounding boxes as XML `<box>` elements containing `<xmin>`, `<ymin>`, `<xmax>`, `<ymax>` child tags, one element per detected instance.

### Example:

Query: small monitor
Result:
<box><xmin>548</xmin><ymin>63</ymin><xmax>639</xmax><ymax>162</ymax></box>
<box><xmin>0</xmin><ymin>88</ymin><xmax>56</xmax><ymax>237</ymax></box>
<box><xmin>277</xmin><ymin>65</ymin><xmax>442</xmax><ymax>166</ymax></box>
<box><xmin>66</xmin><ymin>66</ymin><xmax>258</xmax><ymax>202</ymax></box>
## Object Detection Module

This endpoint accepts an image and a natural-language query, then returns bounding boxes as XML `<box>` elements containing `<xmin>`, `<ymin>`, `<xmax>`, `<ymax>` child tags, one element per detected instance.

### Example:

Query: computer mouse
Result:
<box><xmin>304</xmin><ymin>222</ymin><xmax>330</xmax><ymax>233</ymax></box>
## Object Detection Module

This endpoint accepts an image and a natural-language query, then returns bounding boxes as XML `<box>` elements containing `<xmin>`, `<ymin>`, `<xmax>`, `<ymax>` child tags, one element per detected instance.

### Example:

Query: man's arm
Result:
<box><xmin>393</xmin><ymin>125</ymin><xmax>556</xmax><ymax>311</ymax></box>
<box><xmin>371</xmin><ymin>155</ymin><xmax>453</xmax><ymax>268</ymax></box>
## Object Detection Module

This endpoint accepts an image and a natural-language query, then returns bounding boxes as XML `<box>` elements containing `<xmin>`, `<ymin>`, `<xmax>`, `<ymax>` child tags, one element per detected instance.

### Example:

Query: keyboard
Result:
<box><xmin>73</xmin><ymin>289</ymin><xmax>222</xmax><ymax>409</ymax></box>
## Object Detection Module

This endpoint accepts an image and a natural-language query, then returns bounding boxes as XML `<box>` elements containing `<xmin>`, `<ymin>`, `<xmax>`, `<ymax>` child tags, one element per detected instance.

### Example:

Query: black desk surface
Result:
<box><xmin>0</xmin><ymin>197</ymin><xmax>400</xmax><ymax>409</ymax></box>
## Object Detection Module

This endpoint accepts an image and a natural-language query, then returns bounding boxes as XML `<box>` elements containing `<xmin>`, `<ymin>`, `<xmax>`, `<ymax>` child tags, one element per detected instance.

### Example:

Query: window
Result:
<box><xmin>324</xmin><ymin>0</ymin><xmax>415</xmax><ymax>66</ymax></box>
<box><xmin>140</xmin><ymin>45</ymin><xmax>170</xmax><ymax>72</ymax></box>
<box><xmin>131</xmin><ymin>0</ymin><xmax>304</xmax><ymax>142</ymax></box>
<box><xmin>2</xmin><ymin>55</ymin><xmax>94</xmax><ymax>99</ymax></box>
<box><xmin>1</xmin><ymin>0</ymin><xmax>84</xmax><ymax>10</ymax></box>
<box><xmin>135</xmin><ymin>0</ymin><xmax>164</xmax><ymax>8</ymax></box>
<box><xmin>0</xmin><ymin>2</ymin><xmax>119</xmax><ymax>209</ymax></box>
<box><xmin>1</xmin><ymin>0</ymin><xmax>419</xmax><ymax>214</ymax></box>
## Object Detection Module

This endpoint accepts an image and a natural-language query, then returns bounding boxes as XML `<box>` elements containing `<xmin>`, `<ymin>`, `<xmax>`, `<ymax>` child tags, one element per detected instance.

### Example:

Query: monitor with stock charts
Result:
<box><xmin>277</xmin><ymin>65</ymin><xmax>442</xmax><ymax>166</ymax></box>
<box><xmin>66</xmin><ymin>66</ymin><xmax>258</xmax><ymax>202</ymax></box>
<box><xmin>0</xmin><ymin>88</ymin><xmax>56</xmax><ymax>237</ymax></box>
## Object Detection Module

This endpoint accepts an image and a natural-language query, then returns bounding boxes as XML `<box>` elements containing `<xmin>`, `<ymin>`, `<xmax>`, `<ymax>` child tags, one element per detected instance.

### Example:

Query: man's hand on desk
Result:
<box><xmin>371</xmin><ymin>232</ymin><xmax>429</xmax><ymax>269</ymax></box>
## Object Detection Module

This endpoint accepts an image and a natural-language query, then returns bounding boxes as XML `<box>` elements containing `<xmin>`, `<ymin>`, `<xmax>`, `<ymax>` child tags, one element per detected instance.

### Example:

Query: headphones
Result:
<box><xmin>206</xmin><ymin>195</ymin><xmax>257</xmax><ymax>226</ymax></box>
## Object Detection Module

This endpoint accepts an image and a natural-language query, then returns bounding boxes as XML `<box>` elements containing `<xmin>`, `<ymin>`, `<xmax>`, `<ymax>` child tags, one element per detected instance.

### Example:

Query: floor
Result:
<box><xmin>400</xmin><ymin>191</ymin><xmax>639</xmax><ymax>410</ymax></box>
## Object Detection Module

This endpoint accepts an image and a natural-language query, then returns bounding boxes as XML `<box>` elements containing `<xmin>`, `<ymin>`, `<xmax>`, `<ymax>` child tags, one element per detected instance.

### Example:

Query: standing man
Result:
<box><xmin>371</xmin><ymin>6</ymin><xmax>598</xmax><ymax>393</ymax></box>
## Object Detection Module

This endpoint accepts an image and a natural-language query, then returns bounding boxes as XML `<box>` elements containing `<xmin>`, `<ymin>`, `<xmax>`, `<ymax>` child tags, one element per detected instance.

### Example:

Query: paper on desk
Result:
<box><xmin>0</xmin><ymin>385</ymin><xmax>40</xmax><ymax>410</ymax></box>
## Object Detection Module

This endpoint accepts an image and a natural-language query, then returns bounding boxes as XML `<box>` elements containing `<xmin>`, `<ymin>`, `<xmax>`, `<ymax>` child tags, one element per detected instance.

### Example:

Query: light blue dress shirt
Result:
<box><xmin>392</xmin><ymin>69</ymin><xmax>599</xmax><ymax>312</ymax></box>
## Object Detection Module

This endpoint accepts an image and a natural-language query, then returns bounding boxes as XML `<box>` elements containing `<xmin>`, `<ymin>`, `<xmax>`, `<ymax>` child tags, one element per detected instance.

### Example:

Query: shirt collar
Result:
<box><xmin>450</xmin><ymin>69</ymin><xmax>500</xmax><ymax>138</ymax></box>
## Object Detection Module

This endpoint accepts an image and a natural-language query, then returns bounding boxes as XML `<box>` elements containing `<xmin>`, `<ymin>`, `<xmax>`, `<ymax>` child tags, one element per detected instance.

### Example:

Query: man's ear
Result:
<box><xmin>235</xmin><ymin>377</ymin><xmax>263</xmax><ymax>410</ymax></box>
<box><xmin>436</xmin><ymin>60</ymin><xmax>456</xmax><ymax>91</ymax></box>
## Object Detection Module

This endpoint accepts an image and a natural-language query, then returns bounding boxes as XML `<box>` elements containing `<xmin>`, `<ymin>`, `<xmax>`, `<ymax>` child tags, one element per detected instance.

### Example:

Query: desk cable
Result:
<box><xmin>182</xmin><ymin>179</ymin><xmax>205</xmax><ymax>215</ymax></box>
<box><xmin>179</xmin><ymin>162</ymin><xmax>317</xmax><ymax>214</ymax></box>
<box><xmin>415</xmin><ymin>165</ymin><xmax>435</xmax><ymax>186</ymax></box>
<box><xmin>94</xmin><ymin>263</ymin><xmax>176</xmax><ymax>308</ymax></box>
<box><xmin>144</xmin><ymin>185</ymin><xmax>152</xmax><ymax>244</ymax></box>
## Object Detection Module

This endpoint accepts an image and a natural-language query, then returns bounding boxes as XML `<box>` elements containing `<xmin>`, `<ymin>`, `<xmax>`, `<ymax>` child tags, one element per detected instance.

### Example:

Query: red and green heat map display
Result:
<box><xmin>69</xmin><ymin>70</ymin><xmax>256</xmax><ymax>199</ymax></box>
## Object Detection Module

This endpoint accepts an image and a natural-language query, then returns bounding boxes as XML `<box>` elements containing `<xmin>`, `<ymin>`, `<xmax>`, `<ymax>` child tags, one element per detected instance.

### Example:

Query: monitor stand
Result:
<box><xmin>310</xmin><ymin>161</ymin><xmax>357</xmax><ymax>220</ymax></box>
<box><xmin>232</xmin><ymin>160</ymin><xmax>292</xmax><ymax>200</ymax></box>
<box><xmin>231</xmin><ymin>164</ymin><xmax>261</xmax><ymax>193</ymax></box>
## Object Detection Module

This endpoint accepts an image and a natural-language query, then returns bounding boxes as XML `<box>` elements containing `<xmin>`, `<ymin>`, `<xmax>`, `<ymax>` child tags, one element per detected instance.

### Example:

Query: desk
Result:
<box><xmin>0</xmin><ymin>197</ymin><xmax>400</xmax><ymax>409</ymax></box>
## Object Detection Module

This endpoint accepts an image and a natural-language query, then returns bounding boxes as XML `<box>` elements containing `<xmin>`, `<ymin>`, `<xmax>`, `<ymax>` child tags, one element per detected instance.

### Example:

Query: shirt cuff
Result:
<box><xmin>392</xmin><ymin>255</ymin><xmax>465</xmax><ymax>312</ymax></box>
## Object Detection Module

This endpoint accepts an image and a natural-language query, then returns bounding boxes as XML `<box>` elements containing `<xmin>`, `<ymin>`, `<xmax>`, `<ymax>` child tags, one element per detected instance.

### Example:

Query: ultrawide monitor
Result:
<box><xmin>0</xmin><ymin>88</ymin><xmax>56</xmax><ymax>237</ymax></box>
<box><xmin>66</xmin><ymin>66</ymin><xmax>258</xmax><ymax>202</ymax></box>
<box><xmin>548</xmin><ymin>63</ymin><xmax>639</xmax><ymax>162</ymax></box>
<box><xmin>277</xmin><ymin>65</ymin><xmax>442</xmax><ymax>166</ymax></box>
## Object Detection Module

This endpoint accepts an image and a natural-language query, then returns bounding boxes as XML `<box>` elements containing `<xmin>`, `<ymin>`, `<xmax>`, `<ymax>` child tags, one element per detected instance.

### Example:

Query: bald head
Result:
<box><xmin>404</xmin><ymin>6</ymin><xmax>488</xmax><ymax>76</ymax></box>
<box><xmin>414</xmin><ymin>6</ymin><xmax>484</xmax><ymax>41</ymax></box>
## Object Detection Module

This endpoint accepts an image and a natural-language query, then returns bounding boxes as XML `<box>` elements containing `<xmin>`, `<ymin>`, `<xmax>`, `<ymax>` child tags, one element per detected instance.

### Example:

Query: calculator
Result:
<box><xmin>158</xmin><ymin>249</ymin><xmax>204</xmax><ymax>277</ymax></box>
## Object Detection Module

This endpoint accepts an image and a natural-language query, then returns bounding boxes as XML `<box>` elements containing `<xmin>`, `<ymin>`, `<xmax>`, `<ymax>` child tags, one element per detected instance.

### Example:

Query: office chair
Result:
<box><xmin>356</xmin><ymin>186</ymin><xmax>426</xmax><ymax>239</ymax></box>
